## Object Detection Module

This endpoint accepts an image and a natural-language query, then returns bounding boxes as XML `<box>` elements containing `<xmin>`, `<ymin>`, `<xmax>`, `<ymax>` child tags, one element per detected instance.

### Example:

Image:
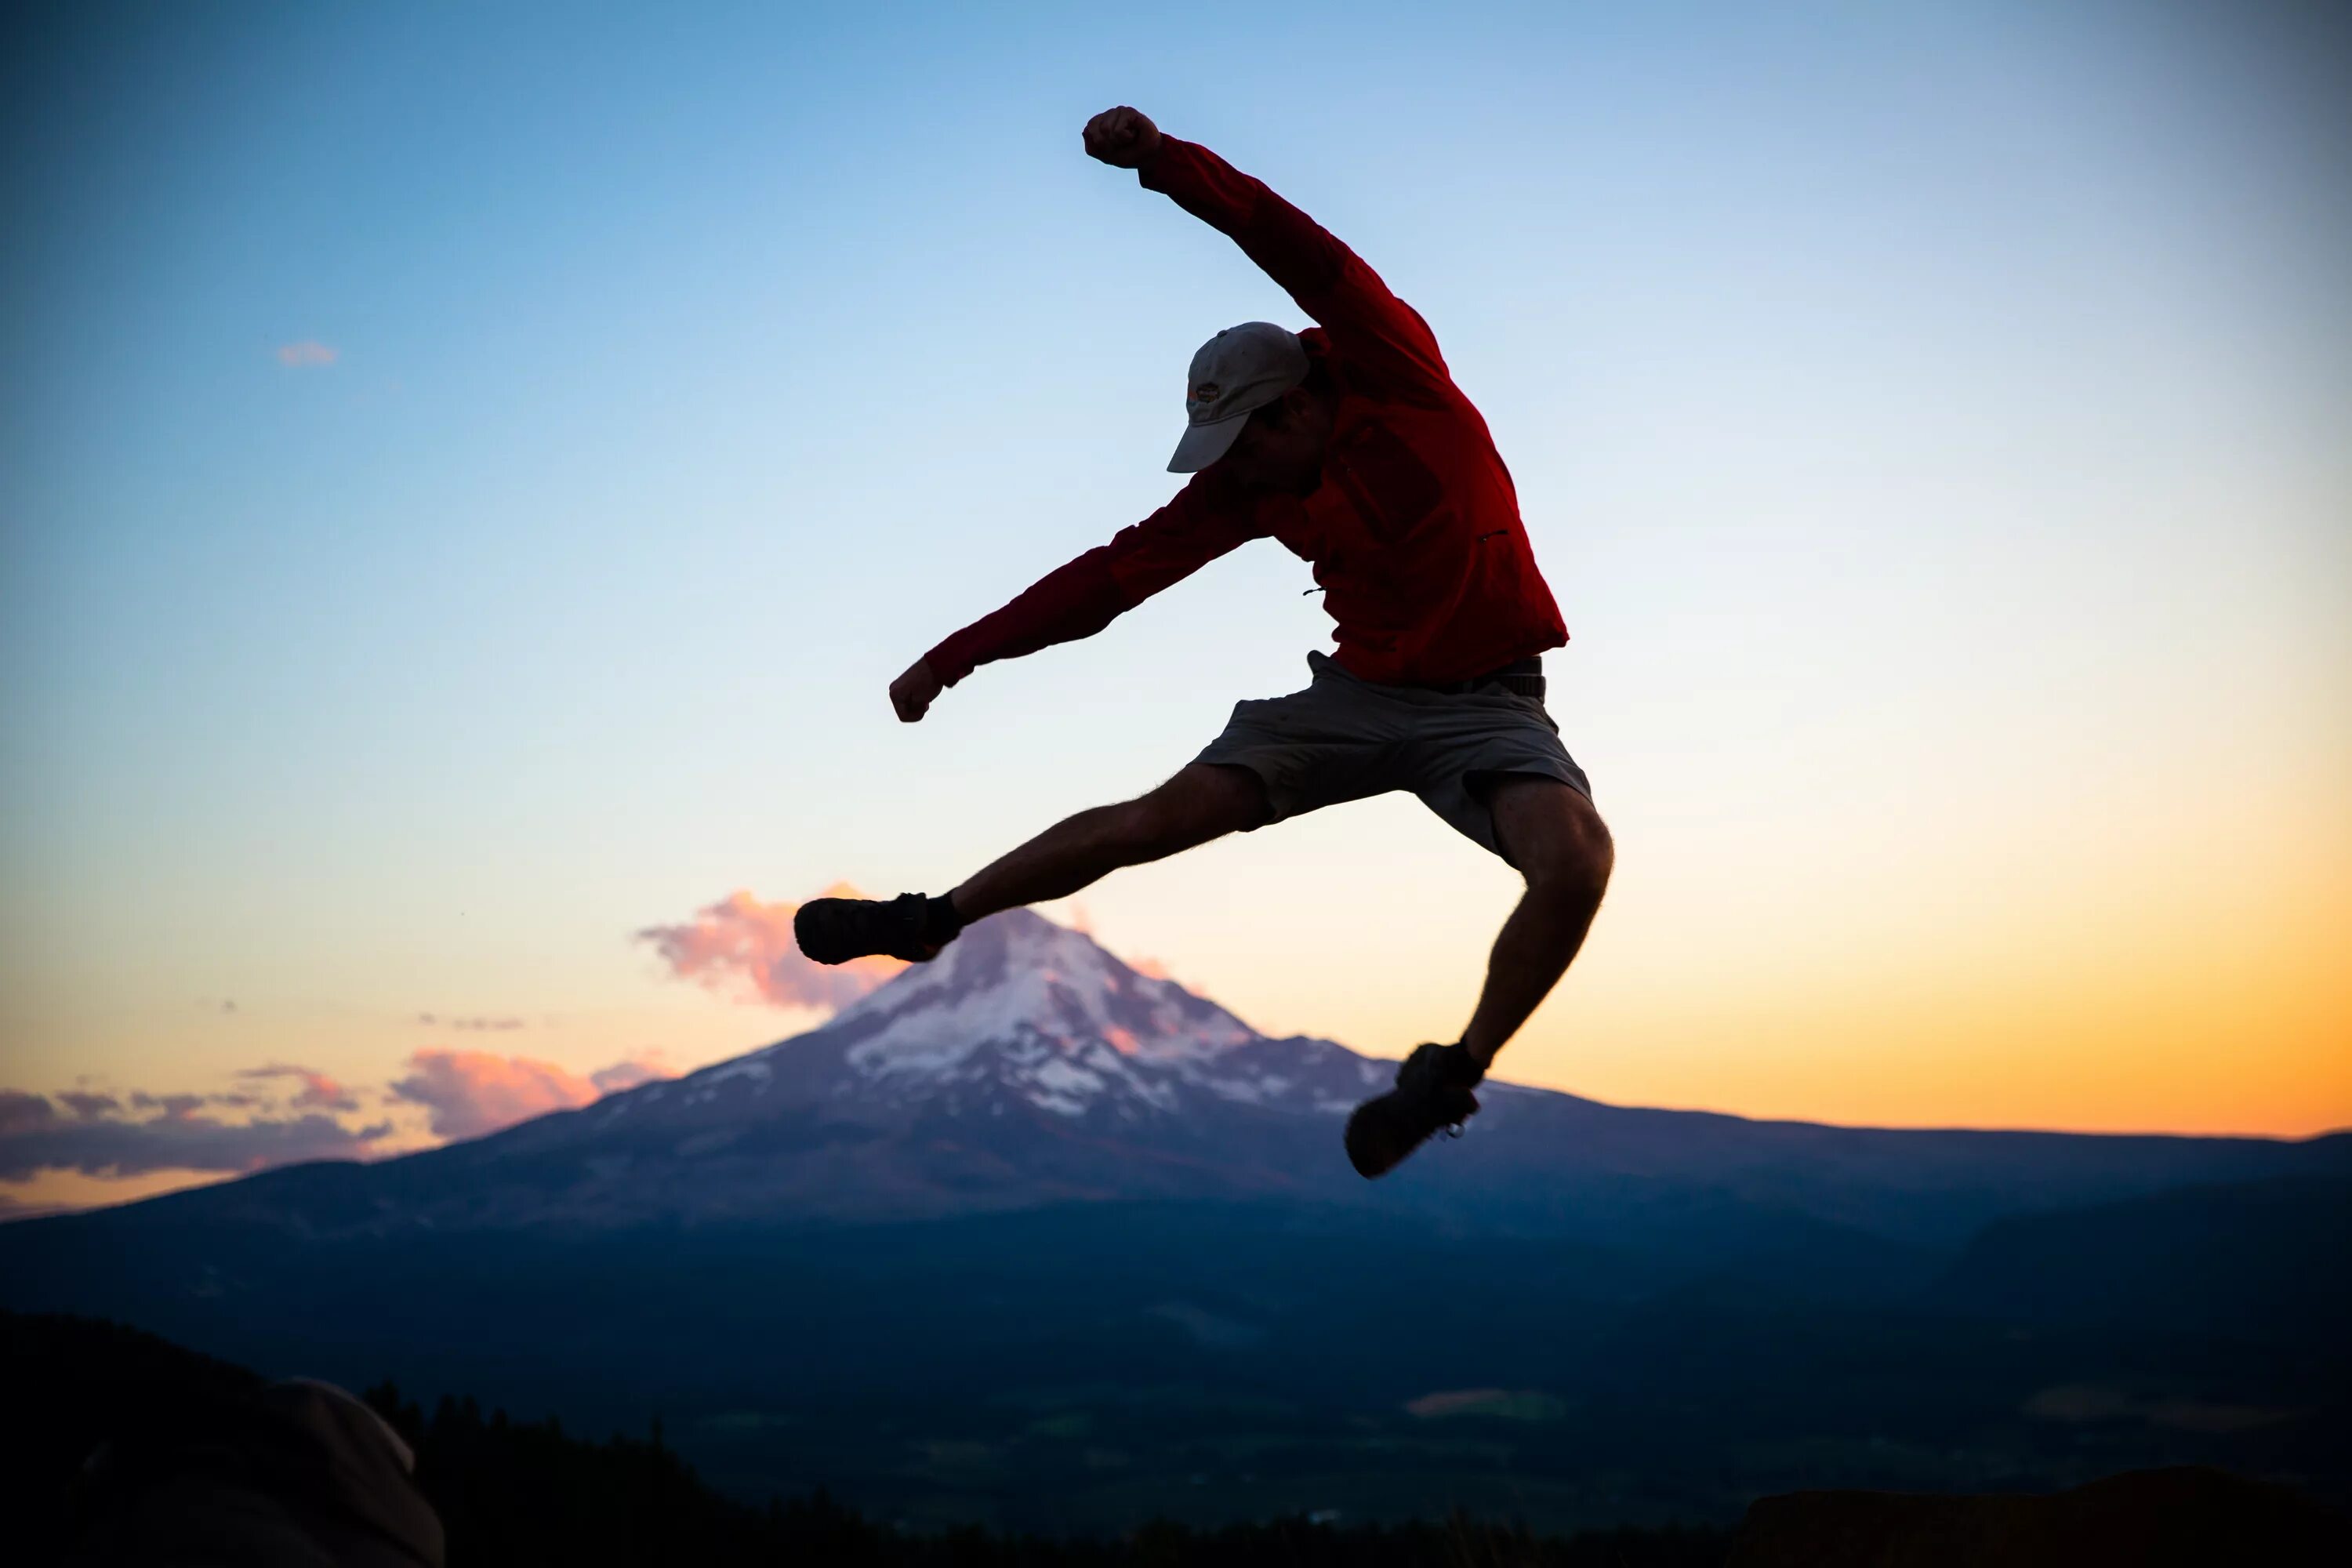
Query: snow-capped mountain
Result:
<box><xmin>612</xmin><ymin>909</ymin><xmax>1385</xmax><ymax>1127</ymax></box>
<box><xmin>197</xmin><ymin>911</ymin><xmax>1400</xmax><ymax>1234</ymax></box>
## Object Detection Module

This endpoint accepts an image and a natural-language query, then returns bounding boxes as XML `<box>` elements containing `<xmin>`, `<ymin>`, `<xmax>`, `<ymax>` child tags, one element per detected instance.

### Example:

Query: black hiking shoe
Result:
<box><xmin>1344</xmin><ymin>1042</ymin><xmax>1483</xmax><ymax>1179</ymax></box>
<box><xmin>793</xmin><ymin>891</ymin><xmax>961</xmax><ymax>965</ymax></box>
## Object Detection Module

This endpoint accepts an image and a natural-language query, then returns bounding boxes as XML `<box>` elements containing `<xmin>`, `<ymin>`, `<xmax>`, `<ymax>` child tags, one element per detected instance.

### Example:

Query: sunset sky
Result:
<box><xmin>4</xmin><ymin>2</ymin><xmax>2347</xmax><ymax>1214</ymax></box>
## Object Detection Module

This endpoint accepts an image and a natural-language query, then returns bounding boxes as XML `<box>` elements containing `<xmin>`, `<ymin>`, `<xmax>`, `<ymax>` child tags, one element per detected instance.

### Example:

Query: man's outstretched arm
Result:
<box><xmin>1083</xmin><ymin>106</ymin><xmax>1448</xmax><ymax>390</ymax></box>
<box><xmin>890</xmin><ymin>477</ymin><xmax>1258</xmax><ymax>721</ymax></box>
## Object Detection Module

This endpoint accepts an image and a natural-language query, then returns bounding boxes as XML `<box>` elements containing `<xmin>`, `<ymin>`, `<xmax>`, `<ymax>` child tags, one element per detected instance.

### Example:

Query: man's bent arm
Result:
<box><xmin>924</xmin><ymin>477</ymin><xmax>1258</xmax><ymax>688</ymax></box>
<box><xmin>1138</xmin><ymin>137</ymin><xmax>1448</xmax><ymax>388</ymax></box>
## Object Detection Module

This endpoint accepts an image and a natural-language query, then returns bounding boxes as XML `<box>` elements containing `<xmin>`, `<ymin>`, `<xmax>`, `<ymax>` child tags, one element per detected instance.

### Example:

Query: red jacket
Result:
<box><xmin>925</xmin><ymin>137</ymin><xmax>1568</xmax><ymax>690</ymax></box>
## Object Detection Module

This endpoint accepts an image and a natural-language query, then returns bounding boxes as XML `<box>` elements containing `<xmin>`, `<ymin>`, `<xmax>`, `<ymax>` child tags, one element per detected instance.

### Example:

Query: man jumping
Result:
<box><xmin>796</xmin><ymin>107</ymin><xmax>1614</xmax><ymax>1179</ymax></box>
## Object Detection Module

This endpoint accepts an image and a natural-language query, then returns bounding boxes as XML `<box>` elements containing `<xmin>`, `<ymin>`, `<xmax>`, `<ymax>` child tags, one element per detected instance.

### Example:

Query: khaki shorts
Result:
<box><xmin>1194</xmin><ymin>651</ymin><xmax>1592</xmax><ymax>862</ymax></box>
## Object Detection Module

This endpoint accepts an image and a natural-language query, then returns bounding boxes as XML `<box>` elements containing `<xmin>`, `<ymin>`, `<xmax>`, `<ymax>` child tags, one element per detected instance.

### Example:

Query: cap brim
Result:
<box><xmin>1167</xmin><ymin>409</ymin><xmax>1251</xmax><ymax>474</ymax></box>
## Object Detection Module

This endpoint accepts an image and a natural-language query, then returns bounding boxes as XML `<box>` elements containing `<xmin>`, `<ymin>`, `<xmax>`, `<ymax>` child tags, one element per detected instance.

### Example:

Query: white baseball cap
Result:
<box><xmin>1167</xmin><ymin>321</ymin><xmax>1309</xmax><ymax>473</ymax></box>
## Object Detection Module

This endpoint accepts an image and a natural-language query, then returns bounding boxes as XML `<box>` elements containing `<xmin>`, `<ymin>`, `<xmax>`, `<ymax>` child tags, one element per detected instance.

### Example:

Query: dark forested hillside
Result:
<box><xmin>7</xmin><ymin>1312</ymin><xmax>1726</xmax><ymax>1566</ymax></box>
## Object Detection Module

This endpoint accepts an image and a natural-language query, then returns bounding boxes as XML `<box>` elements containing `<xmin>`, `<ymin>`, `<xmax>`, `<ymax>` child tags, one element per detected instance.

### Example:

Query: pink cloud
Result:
<box><xmin>636</xmin><ymin>884</ymin><xmax>903</xmax><ymax>1013</ymax></box>
<box><xmin>238</xmin><ymin>1062</ymin><xmax>359</xmax><ymax>1112</ymax></box>
<box><xmin>275</xmin><ymin>339</ymin><xmax>337</xmax><ymax>368</ymax></box>
<box><xmin>388</xmin><ymin>1048</ymin><xmax>674</xmax><ymax>1141</ymax></box>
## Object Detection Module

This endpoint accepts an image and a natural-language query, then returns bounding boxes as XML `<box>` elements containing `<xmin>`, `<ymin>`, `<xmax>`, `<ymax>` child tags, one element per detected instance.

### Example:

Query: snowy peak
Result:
<box><xmin>575</xmin><ymin>909</ymin><xmax>1387</xmax><ymax>1143</ymax></box>
<box><xmin>716</xmin><ymin>908</ymin><xmax>1381</xmax><ymax>1122</ymax></box>
<box><xmin>822</xmin><ymin>909</ymin><xmax>1258</xmax><ymax>1075</ymax></box>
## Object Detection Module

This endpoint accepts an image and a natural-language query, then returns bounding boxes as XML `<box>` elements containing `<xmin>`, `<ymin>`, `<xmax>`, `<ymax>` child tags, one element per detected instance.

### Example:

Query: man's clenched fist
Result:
<box><xmin>1083</xmin><ymin>106</ymin><xmax>1161</xmax><ymax>169</ymax></box>
<box><xmin>890</xmin><ymin>657</ymin><xmax>944</xmax><ymax>723</ymax></box>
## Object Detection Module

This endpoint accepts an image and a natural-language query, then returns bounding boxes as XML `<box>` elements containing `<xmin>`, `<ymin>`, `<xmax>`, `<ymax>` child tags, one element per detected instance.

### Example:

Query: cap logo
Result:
<box><xmin>1192</xmin><ymin>381</ymin><xmax>1221</xmax><ymax>405</ymax></box>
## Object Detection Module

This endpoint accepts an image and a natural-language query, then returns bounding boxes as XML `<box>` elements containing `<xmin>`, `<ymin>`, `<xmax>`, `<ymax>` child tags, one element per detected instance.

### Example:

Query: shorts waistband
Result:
<box><xmin>1399</xmin><ymin>655</ymin><xmax>1544</xmax><ymax>699</ymax></box>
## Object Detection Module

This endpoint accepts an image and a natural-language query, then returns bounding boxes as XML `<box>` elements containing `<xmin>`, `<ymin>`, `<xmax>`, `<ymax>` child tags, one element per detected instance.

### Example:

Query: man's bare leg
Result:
<box><xmin>949</xmin><ymin>762</ymin><xmax>1270</xmax><ymax>921</ymax></box>
<box><xmin>1457</xmin><ymin>777</ymin><xmax>1614</xmax><ymax>1073</ymax></box>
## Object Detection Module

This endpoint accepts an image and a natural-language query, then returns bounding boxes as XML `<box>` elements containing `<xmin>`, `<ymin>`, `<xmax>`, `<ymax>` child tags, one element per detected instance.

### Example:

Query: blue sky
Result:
<box><xmin>3</xmin><ymin>0</ymin><xmax>2348</xmax><ymax>1192</ymax></box>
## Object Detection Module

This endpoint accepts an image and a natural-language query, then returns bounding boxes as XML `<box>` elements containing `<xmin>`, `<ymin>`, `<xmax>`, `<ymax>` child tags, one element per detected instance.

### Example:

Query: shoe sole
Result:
<box><xmin>1345</xmin><ymin>1089</ymin><xmax>1477</xmax><ymax>1178</ymax></box>
<box><xmin>794</xmin><ymin>902</ymin><xmax>945</xmax><ymax>967</ymax></box>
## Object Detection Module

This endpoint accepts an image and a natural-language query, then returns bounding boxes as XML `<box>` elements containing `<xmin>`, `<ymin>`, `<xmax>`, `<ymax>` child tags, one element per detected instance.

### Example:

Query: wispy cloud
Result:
<box><xmin>274</xmin><ymin>339</ymin><xmax>337</xmax><ymax>368</ymax></box>
<box><xmin>0</xmin><ymin>1089</ymin><xmax>392</xmax><ymax>1180</ymax></box>
<box><xmin>637</xmin><ymin>884</ymin><xmax>903</xmax><ymax>1013</ymax></box>
<box><xmin>237</xmin><ymin>1063</ymin><xmax>360</xmax><ymax>1112</ymax></box>
<box><xmin>590</xmin><ymin>1051</ymin><xmax>669</xmax><ymax>1094</ymax></box>
<box><xmin>416</xmin><ymin>1014</ymin><xmax>526</xmax><ymax>1032</ymax></box>
<box><xmin>388</xmin><ymin>1048</ymin><xmax>673</xmax><ymax>1141</ymax></box>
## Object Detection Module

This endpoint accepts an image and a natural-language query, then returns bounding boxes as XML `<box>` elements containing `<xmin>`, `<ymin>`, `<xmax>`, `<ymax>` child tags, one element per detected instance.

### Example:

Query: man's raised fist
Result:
<box><xmin>1082</xmin><ymin>106</ymin><xmax>1161</xmax><ymax>169</ymax></box>
<box><xmin>890</xmin><ymin>657</ymin><xmax>943</xmax><ymax>723</ymax></box>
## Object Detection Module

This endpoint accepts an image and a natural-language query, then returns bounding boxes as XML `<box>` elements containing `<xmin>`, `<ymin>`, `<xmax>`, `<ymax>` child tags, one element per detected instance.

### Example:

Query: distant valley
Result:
<box><xmin>7</xmin><ymin>911</ymin><xmax>2346</xmax><ymax>1530</ymax></box>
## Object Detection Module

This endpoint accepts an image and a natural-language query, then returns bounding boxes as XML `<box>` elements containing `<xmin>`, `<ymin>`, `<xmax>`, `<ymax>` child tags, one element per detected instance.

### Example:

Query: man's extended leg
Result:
<box><xmin>1458</xmin><ymin>775</ymin><xmax>1615</xmax><ymax>1072</ymax></box>
<box><xmin>950</xmin><ymin>762</ymin><xmax>1269</xmax><ymax>920</ymax></box>
<box><xmin>1345</xmin><ymin>775</ymin><xmax>1611</xmax><ymax>1178</ymax></box>
<box><xmin>796</xmin><ymin>764</ymin><xmax>1269</xmax><ymax>964</ymax></box>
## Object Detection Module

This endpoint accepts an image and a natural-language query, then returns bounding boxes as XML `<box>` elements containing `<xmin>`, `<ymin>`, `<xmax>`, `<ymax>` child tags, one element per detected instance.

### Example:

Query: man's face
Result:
<box><xmin>1213</xmin><ymin>387</ymin><xmax>1333</xmax><ymax>496</ymax></box>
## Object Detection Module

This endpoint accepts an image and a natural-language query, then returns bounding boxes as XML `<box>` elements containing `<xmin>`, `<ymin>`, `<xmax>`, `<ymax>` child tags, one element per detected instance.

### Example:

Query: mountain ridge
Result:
<box><xmin>11</xmin><ymin>908</ymin><xmax>2346</xmax><ymax>1249</ymax></box>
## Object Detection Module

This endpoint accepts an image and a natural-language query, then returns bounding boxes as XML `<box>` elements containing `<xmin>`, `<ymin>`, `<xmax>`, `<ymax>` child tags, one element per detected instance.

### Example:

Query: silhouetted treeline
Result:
<box><xmin>362</xmin><ymin>1381</ymin><xmax>1728</xmax><ymax>1566</ymax></box>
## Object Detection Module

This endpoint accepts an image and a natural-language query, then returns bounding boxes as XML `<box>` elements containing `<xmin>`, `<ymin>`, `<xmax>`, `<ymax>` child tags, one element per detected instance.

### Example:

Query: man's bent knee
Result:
<box><xmin>1493</xmin><ymin>780</ymin><xmax>1612</xmax><ymax>906</ymax></box>
<box><xmin>1531</xmin><ymin>806</ymin><xmax>1613</xmax><ymax>906</ymax></box>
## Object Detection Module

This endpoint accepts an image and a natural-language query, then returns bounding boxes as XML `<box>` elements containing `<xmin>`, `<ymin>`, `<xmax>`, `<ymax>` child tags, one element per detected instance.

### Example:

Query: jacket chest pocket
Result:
<box><xmin>1330</xmin><ymin>419</ymin><xmax>1445</xmax><ymax>544</ymax></box>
